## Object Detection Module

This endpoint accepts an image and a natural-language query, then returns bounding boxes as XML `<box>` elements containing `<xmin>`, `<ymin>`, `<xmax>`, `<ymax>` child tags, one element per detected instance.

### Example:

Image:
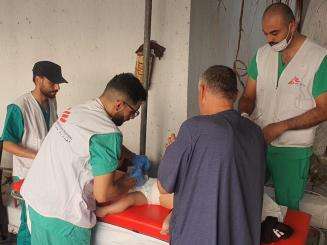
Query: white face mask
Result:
<box><xmin>271</xmin><ymin>26</ymin><xmax>293</xmax><ymax>52</ymax></box>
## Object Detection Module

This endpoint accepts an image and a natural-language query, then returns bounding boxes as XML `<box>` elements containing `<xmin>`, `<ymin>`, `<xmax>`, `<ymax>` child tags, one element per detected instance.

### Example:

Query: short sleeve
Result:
<box><xmin>247</xmin><ymin>52</ymin><xmax>258</xmax><ymax>81</ymax></box>
<box><xmin>89</xmin><ymin>133</ymin><xmax>122</xmax><ymax>176</ymax></box>
<box><xmin>312</xmin><ymin>55</ymin><xmax>327</xmax><ymax>98</ymax></box>
<box><xmin>0</xmin><ymin>104</ymin><xmax>24</xmax><ymax>144</ymax></box>
<box><xmin>158</xmin><ymin>123</ymin><xmax>192</xmax><ymax>193</ymax></box>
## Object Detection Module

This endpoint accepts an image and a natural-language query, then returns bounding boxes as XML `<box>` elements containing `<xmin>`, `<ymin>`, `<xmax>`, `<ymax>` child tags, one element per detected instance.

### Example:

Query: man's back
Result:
<box><xmin>159</xmin><ymin>110</ymin><xmax>266</xmax><ymax>245</ymax></box>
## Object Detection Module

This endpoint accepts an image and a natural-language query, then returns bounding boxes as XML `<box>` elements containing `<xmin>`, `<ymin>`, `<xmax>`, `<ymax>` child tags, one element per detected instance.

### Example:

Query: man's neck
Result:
<box><xmin>99</xmin><ymin>96</ymin><xmax>115</xmax><ymax>118</ymax></box>
<box><xmin>201</xmin><ymin>99</ymin><xmax>234</xmax><ymax>116</ymax></box>
<box><xmin>281</xmin><ymin>33</ymin><xmax>306</xmax><ymax>64</ymax></box>
<box><xmin>31</xmin><ymin>89</ymin><xmax>49</xmax><ymax>109</ymax></box>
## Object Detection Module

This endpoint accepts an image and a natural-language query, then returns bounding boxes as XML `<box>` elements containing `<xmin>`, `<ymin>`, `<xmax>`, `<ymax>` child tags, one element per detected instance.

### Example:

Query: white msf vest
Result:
<box><xmin>13</xmin><ymin>92</ymin><xmax>57</xmax><ymax>179</ymax></box>
<box><xmin>21</xmin><ymin>99</ymin><xmax>121</xmax><ymax>228</ymax></box>
<box><xmin>253</xmin><ymin>39</ymin><xmax>327</xmax><ymax>147</ymax></box>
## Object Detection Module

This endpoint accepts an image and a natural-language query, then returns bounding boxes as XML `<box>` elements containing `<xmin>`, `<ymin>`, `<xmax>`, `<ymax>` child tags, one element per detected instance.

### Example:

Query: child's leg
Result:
<box><xmin>96</xmin><ymin>191</ymin><xmax>148</xmax><ymax>217</ymax></box>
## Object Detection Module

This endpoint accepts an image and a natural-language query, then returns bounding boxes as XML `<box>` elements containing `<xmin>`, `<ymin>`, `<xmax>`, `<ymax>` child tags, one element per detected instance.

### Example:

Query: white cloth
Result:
<box><xmin>21</xmin><ymin>99</ymin><xmax>121</xmax><ymax>228</ymax></box>
<box><xmin>254</xmin><ymin>39</ymin><xmax>327</xmax><ymax>147</ymax></box>
<box><xmin>261</xmin><ymin>193</ymin><xmax>287</xmax><ymax>222</ymax></box>
<box><xmin>136</xmin><ymin>178</ymin><xmax>160</xmax><ymax>205</ymax></box>
<box><xmin>13</xmin><ymin>92</ymin><xmax>57</xmax><ymax>179</ymax></box>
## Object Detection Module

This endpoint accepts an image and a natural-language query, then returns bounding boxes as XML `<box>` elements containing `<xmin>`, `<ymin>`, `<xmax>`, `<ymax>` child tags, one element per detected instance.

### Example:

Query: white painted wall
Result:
<box><xmin>2</xmin><ymin>0</ymin><xmax>323</xmax><ymax>168</ymax></box>
<box><xmin>0</xmin><ymin>0</ymin><xmax>191</xmax><ymax>166</ymax></box>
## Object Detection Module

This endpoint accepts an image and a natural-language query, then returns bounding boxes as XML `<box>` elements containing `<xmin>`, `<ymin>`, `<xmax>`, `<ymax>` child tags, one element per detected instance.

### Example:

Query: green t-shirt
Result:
<box><xmin>247</xmin><ymin>52</ymin><xmax>327</xmax><ymax>98</ymax></box>
<box><xmin>1</xmin><ymin>104</ymin><xmax>25</xmax><ymax>144</ymax></box>
<box><xmin>1</xmin><ymin>104</ymin><xmax>51</xmax><ymax>143</ymax></box>
<box><xmin>247</xmin><ymin>51</ymin><xmax>327</xmax><ymax>157</ymax></box>
<box><xmin>89</xmin><ymin>132</ymin><xmax>122</xmax><ymax>176</ymax></box>
<box><xmin>39</xmin><ymin>105</ymin><xmax>51</xmax><ymax>131</ymax></box>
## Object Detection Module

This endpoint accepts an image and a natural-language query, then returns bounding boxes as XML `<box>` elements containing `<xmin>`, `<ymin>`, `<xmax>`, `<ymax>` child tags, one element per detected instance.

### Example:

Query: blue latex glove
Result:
<box><xmin>130</xmin><ymin>167</ymin><xmax>146</xmax><ymax>187</ymax></box>
<box><xmin>131</xmin><ymin>155</ymin><xmax>151</xmax><ymax>172</ymax></box>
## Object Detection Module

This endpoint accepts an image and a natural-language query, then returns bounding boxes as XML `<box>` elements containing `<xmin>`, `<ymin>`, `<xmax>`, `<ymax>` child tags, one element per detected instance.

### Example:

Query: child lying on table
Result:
<box><xmin>95</xmin><ymin>171</ymin><xmax>173</xmax><ymax>216</ymax></box>
<box><xmin>96</xmin><ymin>134</ymin><xmax>176</xmax><ymax>234</ymax></box>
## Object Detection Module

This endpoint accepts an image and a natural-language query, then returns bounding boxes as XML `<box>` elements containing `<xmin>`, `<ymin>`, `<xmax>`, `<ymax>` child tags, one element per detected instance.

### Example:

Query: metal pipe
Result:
<box><xmin>140</xmin><ymin>0</ymin><xmax>152</xmax><ymax>155</ymax></box>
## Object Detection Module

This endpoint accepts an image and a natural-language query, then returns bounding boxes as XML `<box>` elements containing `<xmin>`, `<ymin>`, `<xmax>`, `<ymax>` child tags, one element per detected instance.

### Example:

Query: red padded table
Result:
<box><xmin>102</xmin><ymin>206</ymin><xmax>310</xmax><ymax>245</ymax></box>
<box><xmin>262</xmin><ymin>210</ymin><xmax>311</xmax><ymax>245</ymax></box>
<box><xmin>12</xmin><ymin>179</ymin><xmax>24</xmax><ymax>193</ymax></box>
<box><xmin>101</xmin><ymin>204</ymin><xmax>171</xmax><ymax>242</ymax></box>
<box><xmin>13</xmin><ymin>179</ymin><xmax>170</xmax><ymax>242</ymax></box>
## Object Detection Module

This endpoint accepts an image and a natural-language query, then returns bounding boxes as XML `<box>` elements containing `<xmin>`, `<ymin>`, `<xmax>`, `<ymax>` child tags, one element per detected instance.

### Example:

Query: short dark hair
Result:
<box><xmin>263</xmin><ymin>3</ymin><xmax>295</xmax><ymax>23</ymax></box>
<box><xmin>105</xmin><ymin>73</ymin><xmax>147</xmax><ymax>104</ymax></box>
<box><xmin>201</xmin><ymin>65</ymin><xmax>238</xmax><ymax>101</ymax></box>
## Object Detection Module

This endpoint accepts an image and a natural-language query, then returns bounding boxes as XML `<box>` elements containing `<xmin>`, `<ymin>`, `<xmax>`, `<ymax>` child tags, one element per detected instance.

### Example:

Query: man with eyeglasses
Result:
<box><xmin>20</xmin><ymin>73</ymin><xmax>148</xmax><ymax>245</ymax></box>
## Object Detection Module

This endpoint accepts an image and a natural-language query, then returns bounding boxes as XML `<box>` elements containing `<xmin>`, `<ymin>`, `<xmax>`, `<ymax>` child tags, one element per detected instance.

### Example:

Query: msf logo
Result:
<box><xmin>288</xmin><ymin>76</ymin><xmax>301</xmax><ymax>85</ymax></box>
<box><xmin>59</xmin><ymin>108</ymin><xmax>71</xmax><ymax>123</ymax></box>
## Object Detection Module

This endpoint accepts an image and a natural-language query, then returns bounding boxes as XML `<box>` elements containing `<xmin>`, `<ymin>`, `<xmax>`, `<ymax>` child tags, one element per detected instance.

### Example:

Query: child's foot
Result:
<box><xmin>96</xmin><ymin>207</ymin><xmax>109</xmax><ymax>218</ymax></box>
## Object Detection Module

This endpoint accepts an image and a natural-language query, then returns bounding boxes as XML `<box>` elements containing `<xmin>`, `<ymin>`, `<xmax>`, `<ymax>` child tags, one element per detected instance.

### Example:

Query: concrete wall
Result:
<box><xmin>187</xmin><ymin>0</ymin><xmax>326</xmax><ymax>155</ymax></box>
<box><xmin>302</xmin><ymin>0</ymin><xmax>327</xmax><ymax>156</ymax></box>
<box><xmin>0</xmin><ymin>0</ymin><xmax>191</xmax><ymax>165</ymax></box>
<box><xmin>1</xmin><ymin>0</ymin><xmax>325</xmax><ymax>167</ymax></box>
<box><xmin>187</xmin><ymin>0</ymin><xmax>268</xmax><ymax>117</ymax></box>
<box><xmin>187</xmin><ymin>1</ymin><xmax>301</xmax><ymax>117</ymax></box>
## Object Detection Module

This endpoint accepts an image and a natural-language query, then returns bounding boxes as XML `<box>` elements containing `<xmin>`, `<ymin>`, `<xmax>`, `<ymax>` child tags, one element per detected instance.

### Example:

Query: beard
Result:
<box><xmin>111</xmin><ymin>114</ymin><xmax>124</xmax><ymax>126</ymax></box>
<box><xmin>41</xmin><ymin>87</ymin><xmax>58</xmax><ymax>99</ymax></box>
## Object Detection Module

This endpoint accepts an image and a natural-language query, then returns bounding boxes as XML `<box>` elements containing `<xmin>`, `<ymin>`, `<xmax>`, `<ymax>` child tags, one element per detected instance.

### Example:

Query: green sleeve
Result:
<box><xmin>89</xmin><ymin>133</ymin><xmax>122</xmax><ymax>176</ymax></box>
<box><xmin>312</xmin><ymin>55</ymin><xmax>327</xmax><ymax>98</ymax></box>
<box><xmin>0</xmin><ymin>104</ymin><xmax>24</xmax><ymax>144</ymax></box>
<box><xmin>247</xmin><ymin>51</ymin><xmax>258</xmax><ymax>81</ymax></box>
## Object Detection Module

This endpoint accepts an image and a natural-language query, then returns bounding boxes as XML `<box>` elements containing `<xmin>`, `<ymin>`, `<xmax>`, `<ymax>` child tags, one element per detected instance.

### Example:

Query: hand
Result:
<box><xmin>241</xmin><ymin>112</ymin><xmax>250</xmax><ymax>119</ymax></box>
<box><xmin>160</xmin><ymin>212</ymin><xmax>172</xmax><ymax>235</ymax></box>
<box><xmin>130</xmin><ymin>167</ymin><xmax>146</xmax><ymax>187</ymax></box>
<box><xmin>262</xmin><ymin>122</ymin><xmax>288</xmax><ymax>144</ymax></box>
<box><xmin>165</xmin><ymin>133</ymin><xmax>176</xmax><ymax>148</ymax></box>
<box><xmin>114</xmin><ymin>177</ymin><xmax>136</xmax><ymax>197</ymax></box>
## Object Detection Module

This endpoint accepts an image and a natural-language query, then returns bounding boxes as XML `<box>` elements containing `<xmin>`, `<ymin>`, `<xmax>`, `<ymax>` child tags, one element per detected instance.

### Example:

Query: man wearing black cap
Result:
<box><xmin>0</xmin><ymin>60</ymin><xmax>67</xmax><ymax>245</ymax></box>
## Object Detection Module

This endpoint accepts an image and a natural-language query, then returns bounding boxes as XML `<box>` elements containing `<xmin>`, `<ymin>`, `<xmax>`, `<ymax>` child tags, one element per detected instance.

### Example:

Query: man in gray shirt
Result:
<box><xmin>158</xmin><ymin>65</ymin><xmax>266</xmax><ymax>245</ymax></box>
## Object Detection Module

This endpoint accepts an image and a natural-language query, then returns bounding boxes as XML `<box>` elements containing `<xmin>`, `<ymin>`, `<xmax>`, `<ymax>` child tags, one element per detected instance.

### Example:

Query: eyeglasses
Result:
<box><xmin>124</xmin><ymin>101</ymin><xmax>140</xmax><ymax>118</ymax></box>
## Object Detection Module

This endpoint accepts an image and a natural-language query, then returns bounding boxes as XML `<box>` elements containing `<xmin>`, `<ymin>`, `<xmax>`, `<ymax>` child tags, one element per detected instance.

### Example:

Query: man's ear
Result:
<box><xmin>233</xmin><ymin>91</ymin><xmax>239</xmax><ymax>102</ymax></box>
<box><xmin>199</xmin><ymin>83</ymin><xmax>206</xmax><ymax>102</ymax></box>
<box><xmin>34</xmin><ymin>75</ymin><xmax>42</xmax><ymax>86</ymax></box>
<box><xmin>114</xmin><ymin>100</ymin><xmax>124</xmax><ymax>112</ymax></box>
<box><xmin>290</xmin><ymin>20</ymin><xmax>297</xmax><ymax>33</ymax></box>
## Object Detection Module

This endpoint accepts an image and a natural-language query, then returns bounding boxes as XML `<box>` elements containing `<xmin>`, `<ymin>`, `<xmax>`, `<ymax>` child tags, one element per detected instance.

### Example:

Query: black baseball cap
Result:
<box><xmin>32</xmin><ymin>61</ymin><xmax>68</xmax><ymax>84</ymax></box>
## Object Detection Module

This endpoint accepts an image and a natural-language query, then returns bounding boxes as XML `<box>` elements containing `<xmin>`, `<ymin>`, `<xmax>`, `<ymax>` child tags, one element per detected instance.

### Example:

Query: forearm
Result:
<box><xmin>282</xmin><ymin>107</ymin><xmax>327</xmax><ymax>130</ymax></box>
<box><xmin>121</xmin><ymin>145</ymin><xmax>135</xmax><ymax>161</ymax></box>
<box><xmin>238</xmin><ymin>95</ymin><xmax>255</xmax><ymax>115</ymax></box>
<box><xmin>3</xmin><ymin>141</ymin><xmax>37</xmax><ymax>159</ymax></box>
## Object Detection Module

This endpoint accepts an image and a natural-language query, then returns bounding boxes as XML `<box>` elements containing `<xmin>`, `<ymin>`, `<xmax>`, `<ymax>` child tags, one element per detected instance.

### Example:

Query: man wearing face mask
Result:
<box><xmin>20</xmin><ymin>73</ymin><xmax>147</xmax><ymax>245</ymax></box>
<box><xmin>239</xmin><ymin>3</ymin><xmax>327</xmax><ymax>210</ymax></box>
<box><xmin>1</xmin><ymin>61</ymin><xmax>67</xmax><ymax>245</ymax></box>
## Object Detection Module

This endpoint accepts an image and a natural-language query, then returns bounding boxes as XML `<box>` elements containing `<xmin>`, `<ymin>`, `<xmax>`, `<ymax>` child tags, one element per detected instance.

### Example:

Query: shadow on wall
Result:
<box><xmin>302</xmin><ymin>0</ymin><xmax>327</xmax><ymax>157</ymax></box>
